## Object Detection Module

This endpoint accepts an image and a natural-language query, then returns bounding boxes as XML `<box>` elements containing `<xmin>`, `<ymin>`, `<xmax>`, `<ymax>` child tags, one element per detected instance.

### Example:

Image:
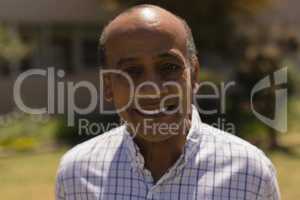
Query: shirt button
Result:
<box><xmin>147</xmin><ymin>192</ymin><xmax>153</xmax><ymax>199</ymax></box>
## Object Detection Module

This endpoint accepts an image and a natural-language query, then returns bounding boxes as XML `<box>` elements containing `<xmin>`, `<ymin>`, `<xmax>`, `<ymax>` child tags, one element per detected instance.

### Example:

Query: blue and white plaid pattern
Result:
<box><xmin>56</xmin><ymin>107</ymin><xmax>280</xmax><ymax>200</ymax></box>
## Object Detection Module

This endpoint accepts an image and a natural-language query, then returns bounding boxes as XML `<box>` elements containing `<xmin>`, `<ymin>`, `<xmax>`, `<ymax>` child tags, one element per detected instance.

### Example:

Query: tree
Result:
<box><xmin>231</xmin><ymin>30</ymin><xmax>298</xmax><ymax>149</ymax></box>
<box><xmin>0</xmin><ymin>25</ymin><xmax>31</xmax><ymax>75</ymax></box>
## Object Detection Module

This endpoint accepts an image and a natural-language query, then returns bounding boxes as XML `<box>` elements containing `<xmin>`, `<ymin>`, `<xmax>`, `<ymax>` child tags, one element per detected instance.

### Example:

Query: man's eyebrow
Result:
<box><xmin>157</xmin><ymin>52</ymin><xmax>182</xmax><ymax>61</ymax></box>
<box><xmin>116</xmin><ymin>52</ymin><xmax>182</xmax><ymax>67</ymax></box>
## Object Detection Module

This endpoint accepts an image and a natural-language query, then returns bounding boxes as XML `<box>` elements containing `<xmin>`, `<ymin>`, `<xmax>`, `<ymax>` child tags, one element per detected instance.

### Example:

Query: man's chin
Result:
<box><xmin>134</xmin><ymin>131</ymin><xmax>177</xmax><ymax>143</ymax></box>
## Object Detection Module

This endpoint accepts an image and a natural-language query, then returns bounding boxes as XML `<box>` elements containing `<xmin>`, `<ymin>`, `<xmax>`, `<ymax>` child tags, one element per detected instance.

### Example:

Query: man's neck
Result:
<box><xmin>133</xmin><ymin>119</ymin><xmax>191</xmax><ymax>183</ymax></box>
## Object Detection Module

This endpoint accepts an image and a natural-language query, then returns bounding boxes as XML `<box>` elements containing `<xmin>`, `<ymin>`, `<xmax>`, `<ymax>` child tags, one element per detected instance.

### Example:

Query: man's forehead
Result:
<box><xmin>116</xmin><ymin>49</ymin><xmax>184</xmax><ymax>66</ymax></box>
<box><xmin>105</xmin><ymin>30</ymin><xmax>186</xmax><ymax>66</ymax></box>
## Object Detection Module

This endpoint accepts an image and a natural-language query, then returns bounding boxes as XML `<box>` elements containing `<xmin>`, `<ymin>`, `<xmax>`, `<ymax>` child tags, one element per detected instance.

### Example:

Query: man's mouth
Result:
<box><xmin>133</xmin><ymin>104</ymin><xmax>178</xmax><ymax>116</ymax></box>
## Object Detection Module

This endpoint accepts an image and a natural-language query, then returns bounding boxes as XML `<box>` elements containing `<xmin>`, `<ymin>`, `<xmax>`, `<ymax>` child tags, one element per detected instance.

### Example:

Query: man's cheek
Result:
<box><xmin>115</xmin><ymin>95</ymin><xmax>132</xmax><ymax>108</ymax></box>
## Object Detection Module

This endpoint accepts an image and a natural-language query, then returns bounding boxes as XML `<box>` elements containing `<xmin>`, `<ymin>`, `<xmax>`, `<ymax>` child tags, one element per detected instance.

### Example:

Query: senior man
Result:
<box><xmin>56</xmin><ymin>4</ymin><xmax>280</xmax><ymax>200</ymax></box>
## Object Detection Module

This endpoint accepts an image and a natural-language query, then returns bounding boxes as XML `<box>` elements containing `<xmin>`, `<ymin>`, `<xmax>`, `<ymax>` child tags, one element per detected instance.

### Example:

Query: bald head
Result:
<box><xmin>99</xmin><ymin>4</ymin><xmax>197</xmax><ymax>67</ymax></box>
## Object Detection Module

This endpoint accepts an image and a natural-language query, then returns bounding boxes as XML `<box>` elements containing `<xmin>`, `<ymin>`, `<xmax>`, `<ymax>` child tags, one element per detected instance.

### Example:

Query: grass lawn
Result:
<box><xmin>0</xmin><ymin>150</ymin><xmax>64</xmax><ymax>200</ymax></box>
<box><xmin>0</xmin><ymin>135</ymin><xmax>299</xmax><ymax>200</ymax></box>
<box><xmin>268</xmin><ymin>131</ymin><xmax>300</xmax><ymax>200</ymax></box>
<box><xmin>270</xmin><ymin>149</ymin><xmax>300</xmax><ymax>200</ymax></box>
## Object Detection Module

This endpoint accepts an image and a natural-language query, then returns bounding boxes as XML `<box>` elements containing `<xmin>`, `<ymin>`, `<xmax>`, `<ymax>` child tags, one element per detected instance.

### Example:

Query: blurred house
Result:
<box><xmin>0</xmin><ymin>0</ymin><xmax>114</xmax><ymax>114</ymax></box>
<box><xmin>0</xmin><ymin>0</ymin><xmax>113</xmax><ymax>74</ymax></box>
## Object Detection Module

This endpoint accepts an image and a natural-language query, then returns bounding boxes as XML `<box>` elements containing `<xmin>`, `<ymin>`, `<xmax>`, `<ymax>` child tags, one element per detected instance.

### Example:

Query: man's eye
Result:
<box><xmin>160</xmin><ymin>63</ymin><xmax>181</xmax><ymax>73</ymax></box>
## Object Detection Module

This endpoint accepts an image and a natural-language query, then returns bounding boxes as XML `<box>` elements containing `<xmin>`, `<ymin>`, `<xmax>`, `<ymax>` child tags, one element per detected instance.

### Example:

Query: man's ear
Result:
<box><xmin>190</xmin><ymin>55</ymin><xmax>200</xmax><ymax>88</ymax></box>
<box><xmin>103</xmin><ymin>73</ymin><xmax>113</xmax><ymax>102</ymax></box>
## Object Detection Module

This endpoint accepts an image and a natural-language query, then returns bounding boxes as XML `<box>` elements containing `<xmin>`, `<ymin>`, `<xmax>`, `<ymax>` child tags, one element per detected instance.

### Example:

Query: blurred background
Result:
<box><xmin>0</xmin><ymin>0</ymin><xmax>299</xmax><ymax>199</ymax></box>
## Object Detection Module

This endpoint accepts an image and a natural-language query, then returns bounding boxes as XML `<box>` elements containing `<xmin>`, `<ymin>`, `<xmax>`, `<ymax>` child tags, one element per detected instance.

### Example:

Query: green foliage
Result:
<box><xmin>3</xmin><ymin>137</ymin><xmax>39</xmax><ymax>152</ymax></box>
<box><xmin>0</xmin><ymin>112</ymin><xmax>121</xmax><ymax>151</ymax></box>
<box><xmin>0</xmin><ymin>113</ymin><xmax>60</xmax><ymax>153</ymax></box>
<box><xmin>54</xmin><ymin>114</ymin><xmax>120</xmax><ymax>146</ymax></box>
<box><xmin>239</xmin><ymin>117</ymin><xmax>269</xmax><ymax>148</ymax></box>
<box><xmin>0</xmin><ymin>25</ymin><xmax>31</xmax><ymax>63</ymax></box>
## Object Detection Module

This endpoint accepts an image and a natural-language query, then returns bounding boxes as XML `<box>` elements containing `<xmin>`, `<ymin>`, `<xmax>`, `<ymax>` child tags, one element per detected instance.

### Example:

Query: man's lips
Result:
<box><xmin>136</xmin><ymin>106</ymin><xmax>167</xmax><ymax>115</ymax></box>
<box><xmin>132</xmin><ymin>103</ymin><xmax>179</xmax><ymax>116</ymax></box>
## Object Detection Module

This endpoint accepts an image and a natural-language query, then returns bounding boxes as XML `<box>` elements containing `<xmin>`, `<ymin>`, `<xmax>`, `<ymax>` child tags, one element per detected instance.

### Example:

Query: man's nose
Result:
<box><xmin>136</xmin><ymin>73</ymin><xmax>168</xmax><ymax>98</ymax></box>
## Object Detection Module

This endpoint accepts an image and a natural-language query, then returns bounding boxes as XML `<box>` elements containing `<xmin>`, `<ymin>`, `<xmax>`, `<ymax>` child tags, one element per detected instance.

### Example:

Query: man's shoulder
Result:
<box><xmin>199</xmin><ymin>123</ymin><xmax>275</xmax><ymax>175</ymax></box>
<box><xmin>195</xmin><ymin>123</ymin><xmax>279</xmax><ymax>198</ymax></box>
<box><xmin>200</xmin><ymin>123</ymin><xmax>264</xmax><ymax>153</ymax></box>
<box><xmin>57</xmin><ymin>125</ymin><xmax>125</xmax><ymax>171</ymax></box>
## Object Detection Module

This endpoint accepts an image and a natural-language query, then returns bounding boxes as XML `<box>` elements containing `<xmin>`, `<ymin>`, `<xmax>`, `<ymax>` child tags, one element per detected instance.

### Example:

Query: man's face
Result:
<box><xmin>104</xmin><ymin>11</ymin><xmax>198</xmax><ymax>142</ymax></box>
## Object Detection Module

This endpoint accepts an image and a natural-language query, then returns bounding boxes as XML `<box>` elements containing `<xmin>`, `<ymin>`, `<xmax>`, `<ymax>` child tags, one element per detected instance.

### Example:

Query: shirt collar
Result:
<box><xmin>122</xmin><ymin>104</ymin><xmax>203</xmax><ymax>174</ymax></box>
